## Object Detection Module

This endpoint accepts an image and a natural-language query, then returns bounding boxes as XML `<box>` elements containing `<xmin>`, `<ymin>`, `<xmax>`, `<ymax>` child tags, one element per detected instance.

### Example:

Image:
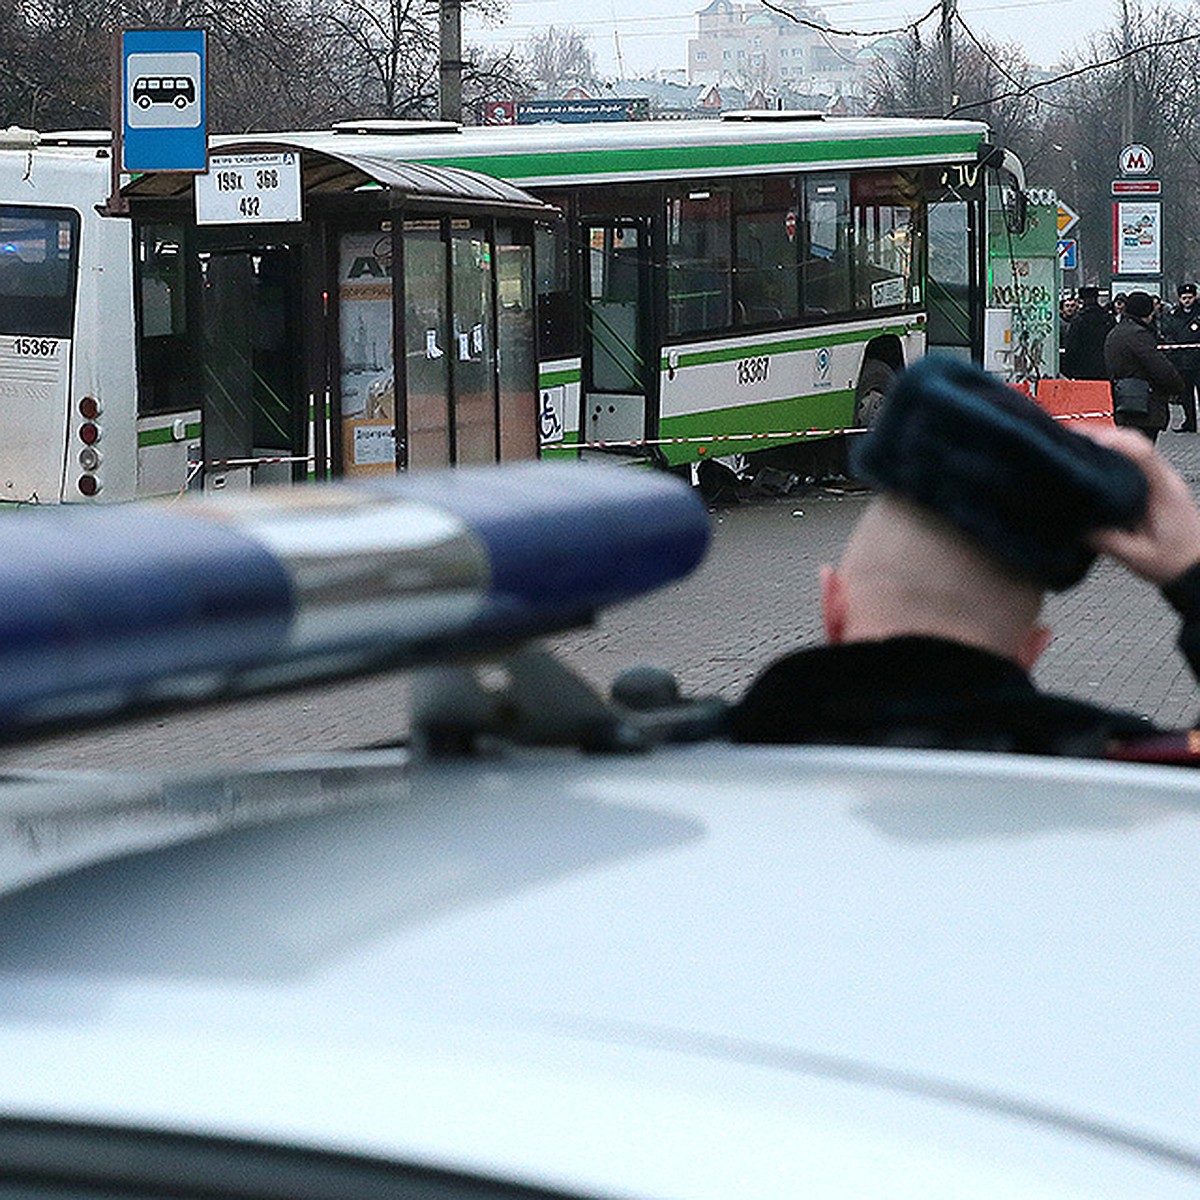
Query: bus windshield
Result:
<box><xmin>0</xmin><ymin>206</ymin><xmax>79</xmax><ymax>337</ymax></box>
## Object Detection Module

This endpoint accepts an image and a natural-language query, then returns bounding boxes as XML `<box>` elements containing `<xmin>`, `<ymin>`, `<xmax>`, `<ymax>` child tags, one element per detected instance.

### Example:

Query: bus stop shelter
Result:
<box><xmin>122</xmin><ymin>126</ymin><xmax>552</xmax><ymax>491</ymax></box>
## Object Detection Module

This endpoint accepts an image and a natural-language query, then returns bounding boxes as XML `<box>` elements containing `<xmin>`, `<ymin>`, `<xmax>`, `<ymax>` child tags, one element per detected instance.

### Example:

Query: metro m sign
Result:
<box><xmin>1119</xmin><ymin>143</ymin><xmax>1154</xmax><ymax>176</ymax></box>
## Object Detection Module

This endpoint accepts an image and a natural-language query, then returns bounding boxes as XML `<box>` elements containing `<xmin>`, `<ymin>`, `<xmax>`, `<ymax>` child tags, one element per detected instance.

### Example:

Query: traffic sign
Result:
<box><xmin>1057</xmin><ymin>200</ymin><xmax>1080</xmax><ymax>236</ymax></box>
<box><xmin>121</xmin><ymin>29</ymin><xmax>206</xmax><ymax>173</ymax></box>
<box><xmin>1057</xmin><ymin>238</ymin><xmax>1078</xmax><ymax>269</ymax></box>
<box><xmin>1119</xmin><ymin>144</ymin><xmax>1154</xmax><ymax>175</ymax></box>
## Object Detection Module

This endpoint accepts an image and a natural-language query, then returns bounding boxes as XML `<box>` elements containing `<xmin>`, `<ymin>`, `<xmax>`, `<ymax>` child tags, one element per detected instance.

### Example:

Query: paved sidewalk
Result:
<box><xmin>1037</xmin><ymin>429</ymin><xmax>1200</xmax><ymax>729</ymax></box>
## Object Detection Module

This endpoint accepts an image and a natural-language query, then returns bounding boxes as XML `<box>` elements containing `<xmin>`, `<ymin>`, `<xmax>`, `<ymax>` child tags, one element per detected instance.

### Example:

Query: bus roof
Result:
<box><xmin>206</xmin><ymin>114</ymin><xmax>992</xmax><ymax>188</ymax></box>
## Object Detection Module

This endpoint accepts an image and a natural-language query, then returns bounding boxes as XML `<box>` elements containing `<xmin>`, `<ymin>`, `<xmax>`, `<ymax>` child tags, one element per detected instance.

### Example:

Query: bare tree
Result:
<box><xmin>521</xmin><ymin>25</ymin><xmax>600</xmax><ymax>97</ymax></box>
<box><xmin>1037</xmin><ymin>0</ymin><xmax>1200</xmax><ymax>283</ymax></box>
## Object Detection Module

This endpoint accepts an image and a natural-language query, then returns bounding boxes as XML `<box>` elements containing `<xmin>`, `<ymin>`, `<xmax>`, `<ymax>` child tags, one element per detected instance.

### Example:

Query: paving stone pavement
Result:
<box><xmin>5</xmin><ymin>430</ymin><xmax>1200</xmax><ymax>772</ymax></box>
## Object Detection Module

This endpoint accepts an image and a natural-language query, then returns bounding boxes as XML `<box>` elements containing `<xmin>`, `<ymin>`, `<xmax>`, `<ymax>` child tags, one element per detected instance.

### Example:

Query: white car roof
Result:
<box><xmin>2</xmin><ymin>742</ymin><xmax>1200</xmax><ymax>1195</ymax></box>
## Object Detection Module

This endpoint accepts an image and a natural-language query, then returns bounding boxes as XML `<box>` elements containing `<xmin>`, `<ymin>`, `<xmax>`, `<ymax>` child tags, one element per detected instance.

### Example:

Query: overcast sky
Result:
<box><xmin>465</xmin><ymin>0</ymin><xmax>1143</xmax><ymax>79</ymax></box>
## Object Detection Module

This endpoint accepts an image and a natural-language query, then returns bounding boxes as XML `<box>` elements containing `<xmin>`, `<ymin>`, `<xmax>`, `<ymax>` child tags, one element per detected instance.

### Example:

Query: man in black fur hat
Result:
<box><xmin>730</xmin><ymin>355</ymin><xmax>1200</xmax><ymax>758</ymax></box>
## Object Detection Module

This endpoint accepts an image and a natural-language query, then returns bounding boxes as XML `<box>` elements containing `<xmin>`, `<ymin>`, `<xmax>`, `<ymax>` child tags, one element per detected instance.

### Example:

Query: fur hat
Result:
<box><xmin>850</xmin><ymin>356</ymin><xmax>1148</xmax><ymax>589</ymax></box>
<box><xmin>1125</xmin><ymin>291</ymin><xmax>1155</xmax><ymax>319</ymax></box>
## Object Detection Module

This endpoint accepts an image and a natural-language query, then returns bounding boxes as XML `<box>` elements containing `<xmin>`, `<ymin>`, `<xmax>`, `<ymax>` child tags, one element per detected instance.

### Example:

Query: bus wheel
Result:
<box><xmin>853</xmin><ymin>359</ymin><xmax>895</xmax><ymax>431</ymax></box>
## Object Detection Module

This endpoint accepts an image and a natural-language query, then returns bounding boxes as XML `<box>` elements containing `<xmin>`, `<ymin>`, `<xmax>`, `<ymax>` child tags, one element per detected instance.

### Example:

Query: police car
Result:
<box><xmin>1</xmin><ymin>463</ymin><xmax>1199</xmax><ymax>1198</ymax></box>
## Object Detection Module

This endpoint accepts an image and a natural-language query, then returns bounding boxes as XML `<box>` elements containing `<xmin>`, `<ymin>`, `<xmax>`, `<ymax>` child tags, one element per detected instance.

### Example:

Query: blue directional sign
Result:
<box><xmin>121</xmin><ymin>29</ymin><xmax>206</xmax><ymax>173</ymax></box>
<box><xmin>1057</xmin><ymin>237</ymin><xmax>1078</xmax><ymax>270</ymax></box>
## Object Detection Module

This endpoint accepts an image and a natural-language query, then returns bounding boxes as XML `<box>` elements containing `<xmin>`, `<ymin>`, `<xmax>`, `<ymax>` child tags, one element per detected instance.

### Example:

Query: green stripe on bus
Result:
<box><xmin>419</xmin><ymin>133</ymin><xmax>981</xmax><ymax>183</ymax></box>
<box><xmin>539</xmin><ymin>368</ymin><xmax>581</xmax><ymax>387</ymax></box>
<box><xmin>138</xmin><ymin>422</ymin><xmax>201</xmax><ymax>448</ymax></box>
<box><xmin>662</xmin><ymin>324</ymin><xmax>918</xmax><ymax>370</ymax></box>
<box><xmin>657</xmin><ymin>388</ymin><xmax>855</xmax><ymax>466</ymax></box>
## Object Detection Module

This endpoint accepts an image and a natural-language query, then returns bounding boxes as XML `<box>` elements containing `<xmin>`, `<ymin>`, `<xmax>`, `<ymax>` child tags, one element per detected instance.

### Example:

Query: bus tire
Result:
<box><xmin>853</xmin><ymin>359</ymin><xmax>896</xmax><ymax>431</ymax></box>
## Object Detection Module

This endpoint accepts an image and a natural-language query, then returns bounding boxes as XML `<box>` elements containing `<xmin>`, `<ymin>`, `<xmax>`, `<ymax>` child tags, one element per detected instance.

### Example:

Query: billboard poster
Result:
<box><xmin>338</xmin><ymin>230</ymin><xmax>396</xmax><ymax>476</ymax></box>
<box><xmin>1113</xmin><ymin>200</ymin><xmax>1162</xmax><ymax>276</ymax></box>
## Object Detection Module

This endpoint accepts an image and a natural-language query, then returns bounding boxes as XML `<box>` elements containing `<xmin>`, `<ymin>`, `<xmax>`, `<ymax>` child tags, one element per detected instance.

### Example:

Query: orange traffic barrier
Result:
<box><xmin>1030</xmin><ymin>379</ymin><xmax>1115</xmax><ymax>429</ymax></box>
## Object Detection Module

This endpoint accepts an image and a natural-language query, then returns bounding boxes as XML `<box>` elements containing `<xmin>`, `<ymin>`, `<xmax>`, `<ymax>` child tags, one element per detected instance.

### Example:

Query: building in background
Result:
<box><xmin>686</xmin><ymin>0</ymin><xmax>862</xmax><ymax>103</ymax></box>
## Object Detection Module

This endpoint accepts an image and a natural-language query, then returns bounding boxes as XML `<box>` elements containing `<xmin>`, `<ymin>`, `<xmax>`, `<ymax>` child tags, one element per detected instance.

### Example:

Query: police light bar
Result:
<box><xmin>0</xmin><ymin>462</ymin><xmax>709</xmax><ymax>738</ymax></box>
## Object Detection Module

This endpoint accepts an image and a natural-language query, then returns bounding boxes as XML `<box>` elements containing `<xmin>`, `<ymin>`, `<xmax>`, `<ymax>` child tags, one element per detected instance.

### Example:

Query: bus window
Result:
<box><xmin>535</xmin><ymin>214</ymin><xmax>575</xmax><ymax>360</ymax></box>
<box><xmin>733</xmin><ymin>176</ymin><xmax>799</xmax><ymax>326</ymax></box>
<box><xmin>136</xmin><ymin>224</ymin><xmax>191</xmax><ymax>415</ymax></box>
<box><xmin>802</xmin><ymin>176</ymin><xmax>850</xmax><ymax>316</ymax></box>
<box><xmin>0</xmin><ymin>207</ymin><xmax>79</xmax><ymax>338</ymax></box>
<box><xmin>666</xmin><ymin>187</ymin><xmax>732</xmax><ymax>336</ymax></box>
<box><xmin>851</xmin><ymin>172</ymin><xmax>921</xmax><ymax>312</ymax></box>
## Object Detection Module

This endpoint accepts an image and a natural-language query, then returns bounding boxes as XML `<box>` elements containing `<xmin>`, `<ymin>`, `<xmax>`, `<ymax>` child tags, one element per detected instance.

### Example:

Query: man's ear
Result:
<box><xmin>1016</xmin><ymin>623</ymin><xmax>1053</xmax><ymax>672</ymax></box>
<box><xmin>821</xmin><ymin>564</ymin><xmax>847</xmax><ymax>644</ymax></box>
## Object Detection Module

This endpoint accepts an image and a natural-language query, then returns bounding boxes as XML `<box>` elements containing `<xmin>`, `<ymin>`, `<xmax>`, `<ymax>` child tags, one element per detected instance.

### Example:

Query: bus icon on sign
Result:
<box><xmin>126</xmin><ymin>50</ymin><xmax>202</xmax><ymax>129</ymax></box>
<box><xmin>133</xmin><ymin>76</ymin><xmax>195</xmax><ymax>110</ymax></box>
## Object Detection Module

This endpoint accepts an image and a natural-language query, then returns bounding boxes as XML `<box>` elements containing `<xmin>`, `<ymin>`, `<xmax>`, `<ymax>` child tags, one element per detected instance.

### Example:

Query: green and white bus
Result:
<box><xmin>312</xmin><ymin>111</ymin><xmax>1025</xmax><ymax>471</ymax></box>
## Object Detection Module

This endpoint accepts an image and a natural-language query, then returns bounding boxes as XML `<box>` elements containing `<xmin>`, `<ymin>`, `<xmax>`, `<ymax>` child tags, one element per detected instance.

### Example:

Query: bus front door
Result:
<box><xmin>582</xmin><ymin>219</ymin><xmax>653</xmax><ymax>457</ymax></box>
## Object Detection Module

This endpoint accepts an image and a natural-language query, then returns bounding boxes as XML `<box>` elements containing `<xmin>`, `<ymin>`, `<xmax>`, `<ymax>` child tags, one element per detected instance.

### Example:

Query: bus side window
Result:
<box><xmin>535</xmin><ymin>218</ymin><xmax>575</xmax><ymax>360</ymax></box>
<box><xmin>802</xmin><ymin>177</ymin><xmax>850</xmax><ymax>317</ymax></box>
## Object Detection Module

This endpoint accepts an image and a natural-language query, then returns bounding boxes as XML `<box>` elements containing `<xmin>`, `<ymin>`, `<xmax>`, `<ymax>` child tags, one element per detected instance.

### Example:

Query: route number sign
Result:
<box><xmin>195</xmin><ymin>152</ymin><xmax>302</xmax><ymax>225</ymax></box>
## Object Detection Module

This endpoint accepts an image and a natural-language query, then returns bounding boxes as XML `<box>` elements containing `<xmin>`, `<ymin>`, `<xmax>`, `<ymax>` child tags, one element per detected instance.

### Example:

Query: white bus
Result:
<box><xmin>0</xmin><ymin>115</ymin><xmax>1024</xmax><ymax>501</ymax></box>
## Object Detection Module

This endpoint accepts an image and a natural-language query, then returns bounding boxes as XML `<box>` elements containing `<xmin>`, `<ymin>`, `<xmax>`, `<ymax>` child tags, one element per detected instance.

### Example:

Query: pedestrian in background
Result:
<box><xmin>1105</xmin><ymin>290</ymin><xmax>1182</xmax><ymax>444</ymax></box>
<box><xmin>1160</xmin><ymin>282</ymin><xmax>1200</xmax><ymax>432</ymax></box>
<box><xmin>1112</xmin><ymin>292</ymin><xmax>1128</xmax><ymax>321</ymax></box>
<box><xmin>1058</xmin><ymin>293</ymin><xmax>1079</xmax><ymax>375</ymax></box>
<box><xmin>1061</xmin><ymin>285</ymin><xmax>1114</xmax><ymax>379</ymax></box>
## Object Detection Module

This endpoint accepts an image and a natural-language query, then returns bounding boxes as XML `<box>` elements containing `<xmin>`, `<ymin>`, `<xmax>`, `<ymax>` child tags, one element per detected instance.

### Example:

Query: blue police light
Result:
<box><xmin>0</xmin><ymin>462</ymin><xmax>709</xmax><ymax>735</ymax></box>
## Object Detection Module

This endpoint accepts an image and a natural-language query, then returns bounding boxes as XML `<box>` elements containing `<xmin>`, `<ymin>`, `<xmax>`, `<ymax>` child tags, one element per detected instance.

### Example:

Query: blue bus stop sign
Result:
<box><xmin>122</xmin><ymin>29</ymin><xmax>206</xmax><ymax>172</ymax></box>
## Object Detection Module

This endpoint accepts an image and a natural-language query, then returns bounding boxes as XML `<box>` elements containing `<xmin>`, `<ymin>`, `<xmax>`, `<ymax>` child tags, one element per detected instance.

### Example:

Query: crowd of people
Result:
<box><xmin>1059</xmin><ymin>282</ymin><xmax>1200</xmax><ymax>441</ymax></box>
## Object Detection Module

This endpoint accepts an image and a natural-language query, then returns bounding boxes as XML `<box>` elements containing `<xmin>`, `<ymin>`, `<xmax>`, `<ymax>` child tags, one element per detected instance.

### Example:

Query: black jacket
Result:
<box><xmin>1104</xmin><ymin>315</ymin><xmax>1182</xmax><ymax>431</ymax></box>
<box><xmin>729</xmin><ymin>565</ymin><xmax>1200</xmax><ymax>759</ymax></box>
<box><xmin>1061</xmin><ymin>302</ymin><xmax>1114</xmax><ymax>380</ymax></box>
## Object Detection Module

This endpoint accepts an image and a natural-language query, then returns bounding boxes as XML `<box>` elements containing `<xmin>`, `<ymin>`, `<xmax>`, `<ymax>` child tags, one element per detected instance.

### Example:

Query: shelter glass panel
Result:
<box><xmin>136</xmin><ymin>222</ymin><xmax>190</xmax><ymax>416</ymax></box>
<box><xmin>451</xmin><ymin>225</ymin><xmax>496</xmax><ymax>465</ymax></box>
<box><xmin>403</xmin><ymin>223</ymin><xmax>451</xmax><ymax>469</ymax></box>
<box><xmin>496</xmin><ymin>234</ymin><xmax>537</xmax><ymax>461</ymax></box>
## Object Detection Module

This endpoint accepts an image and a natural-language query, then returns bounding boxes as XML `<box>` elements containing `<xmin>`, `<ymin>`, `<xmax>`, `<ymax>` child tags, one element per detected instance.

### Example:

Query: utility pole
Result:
<box><xmin>439</xmin><ymin>0</ymin><xmax>463</xmax><ymax>123</ymax></box>
<box><xmin>1120</xmin><ymin>0</ymin><xmax>1135</xmax><ymax>146</ymax></box>
<box><xmin>940</xmin><ymin>0</ymin><xmax>956</xmax><ymax>116</ymax></box>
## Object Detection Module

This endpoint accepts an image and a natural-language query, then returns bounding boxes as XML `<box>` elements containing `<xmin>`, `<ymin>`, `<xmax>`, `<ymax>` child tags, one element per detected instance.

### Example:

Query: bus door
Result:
<box><xmin>926</xmin><ymin>169</ymin><xmax>984</xmax><ymax>362</ymax></box>
<box><xmin>196</xmin><ymin>242</ymin><xmax>305</xmax><ymax>491</ymax></box>
<box><xmin>582</xmin><ymin>218</ymin><xmax>653</xmax><ymax>455</ymax></box>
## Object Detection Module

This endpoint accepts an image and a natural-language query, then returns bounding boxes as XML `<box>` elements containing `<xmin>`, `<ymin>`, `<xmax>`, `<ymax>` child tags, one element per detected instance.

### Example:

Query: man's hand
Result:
<box><xmin>1084</xmin><ymin>425</ymin><xmax>1200</xmax><ymax>584</ymax></box>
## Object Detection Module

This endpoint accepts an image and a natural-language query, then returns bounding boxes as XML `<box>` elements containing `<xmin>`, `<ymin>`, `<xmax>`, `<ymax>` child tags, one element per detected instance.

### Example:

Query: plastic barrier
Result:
<box><xmin>1031</xmin><ymin>379</ymin><xmax>1115</xmax><ymax>430</ymax></box>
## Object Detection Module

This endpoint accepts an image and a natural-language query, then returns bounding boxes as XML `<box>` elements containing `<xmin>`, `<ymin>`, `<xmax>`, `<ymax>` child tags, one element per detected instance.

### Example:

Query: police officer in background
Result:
<box><xmin>1161</xmin><ymin>282</ymin><xmax>1200</xmax><ymax>432</ymax></box>
<box><xmin>730</xmin><ymin>356</ymin><xmax>1200</xmax><ymax>758</ymax></box>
